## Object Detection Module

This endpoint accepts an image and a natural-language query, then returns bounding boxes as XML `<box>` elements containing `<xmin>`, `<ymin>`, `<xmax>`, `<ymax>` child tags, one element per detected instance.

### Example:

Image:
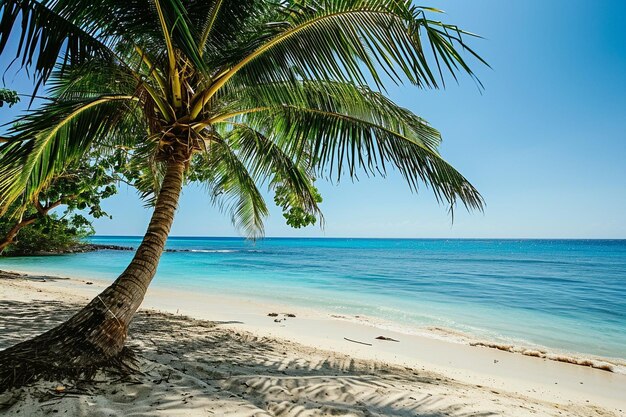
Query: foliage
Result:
<box><xmin>275</xmin><ymin>182</ymin><xmax>323</xmax><ymax>228</ymax></box>
<box><xmin>0</xmin><ymin>149</ymin><xmax>130</xmax><ymax>254</ymax></box>
<box><xmin>40</xmin><ymin>151</ymin><xmax>122</xmax><ymax>219</ymax></box>
<box><xmin>0</xmin><ymin>0</ymin><xmax>486</xmax><ymax>239</ymax></box>
<box><xmin>0</xmin><ymin>210</ymin><xmax>93</xmax><ymax>256</ymax></box>
<box><xmin>0</xmin><ymin>88</ymin><xmax>19</xmax><ymax>108</ymax></box>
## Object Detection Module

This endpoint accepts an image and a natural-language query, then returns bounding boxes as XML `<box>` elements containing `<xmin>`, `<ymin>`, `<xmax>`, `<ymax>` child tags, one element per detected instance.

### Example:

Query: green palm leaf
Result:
<box><xmin>0</xmin><ymin>0</ymin><xmax>486</xmax><ymax>234</ymax></box>
<box><xmin>245</xmin><ymin>105</ymin><xmax>482</xmax><ymax>212</ymax></box>
<box><xmin>191</xmin><ymin>1</ymin><xmax>486</xmax><ymax>116</ymax></box>
<box><xmin>0</xmin><ymin>95</ymin><xmax>141</xmax><ymax>212</ymax></box>
<box><xmin>224</xmin><ymin>123</ymin><xmax>322</xmax><ymax>221</ymax></box>
<box><xmin>199</xmin><ymin>139</ymin><xmax>269</xmax><ymax>238</ymax></box>
<box><xmin>0</xmin><ymin>0</ymin><xmax>118</xmax><ymax>91</ymax></box>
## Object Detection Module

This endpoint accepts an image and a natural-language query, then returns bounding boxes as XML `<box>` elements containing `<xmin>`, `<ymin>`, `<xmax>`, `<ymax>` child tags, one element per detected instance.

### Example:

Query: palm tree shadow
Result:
<box><xmin>0</xmin><ymin>300</ymin><xmax>499</xmax><ymax>416</ymax></box>
<box><xmin>0</xmin><ymin>300</ymin><xmax>71</xmax><ymax>348</ymax></box>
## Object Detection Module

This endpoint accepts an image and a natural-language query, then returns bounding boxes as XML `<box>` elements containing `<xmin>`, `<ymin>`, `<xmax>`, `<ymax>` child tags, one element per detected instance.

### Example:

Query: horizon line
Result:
<box><xmin>92</xmin><ymin>235</ymin><xmax>626</xmax><ymax>241</ymax></box>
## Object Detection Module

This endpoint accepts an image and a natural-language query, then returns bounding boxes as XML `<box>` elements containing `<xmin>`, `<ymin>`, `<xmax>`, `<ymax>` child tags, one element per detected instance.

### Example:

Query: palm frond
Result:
<box><xmin>191</xmin><ymin>1</ymin><xmax>485</xmax><ymax>116</ymax></box>
<box><xmin>197</xmin><ymin>0</ymin><xmax>225</xmax><ymax>55</ymax></box>
<box><xmin>0</xmin><ymin>0</ymin><xmax>117</xmax><ymax>92</ymax></box>
<box><xmin>206</xmin><ymin>78</ymin><xmax>481</xmax><ymax>212</ymax></box>
<box><xmin>194</xmin><ymin>0</ymin><xmax>279</xmax><ymax>64</ymax></box>
<box><xmin>0</xmin><ymin>95</ymin><xmax>140</xmax><ymax>212</ymax></box>
<box><xmin>193</xmin><ymin>137</ymin><xmax>269</xmax><ymax>238</ymax></box>
<box><xmin>159</xmin><ymin>0</ymin><xmax>207</xmax><ymax>70</ymax></box>
<box><xmin>238</xmin><ymin>104</ymin><xmax>483</xmax><ymax>213</ymax></box>
<box><xmin>222</xmin><ymin>123</ymin><xmax>322</xmax><ymax>222</ymax></box>
<box><xmin>122</xmin><ymin>139</ymin><xmax>165</xmax><ymax>206</ymax></box>
<box><xmin>214</xmin><ymin>80</ymin><xmax>442</xmax><ymax>151</ymax></box>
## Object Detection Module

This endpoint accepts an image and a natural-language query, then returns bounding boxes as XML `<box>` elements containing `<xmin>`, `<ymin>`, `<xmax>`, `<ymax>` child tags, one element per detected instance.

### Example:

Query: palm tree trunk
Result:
<box><xmin>94</xmin><ymin>157</ymin><xmax>186</xmax><ymax>333</ymax></box>
<box><xmin>0</xmin><ymin>159</ymin><xmax>186</xmax><ymax>391</ymax></box>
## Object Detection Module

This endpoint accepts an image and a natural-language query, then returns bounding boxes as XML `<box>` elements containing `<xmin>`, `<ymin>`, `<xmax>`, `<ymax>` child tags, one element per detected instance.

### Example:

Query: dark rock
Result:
<box><xmin>86</xmin><ymin>244</ymin><xmax>134</xmax><ymax>251</ymax></box>
<box><xmin>375</xmin><ymin>336</ymin><xmax>400</xmax><ymax>342</ymax></box>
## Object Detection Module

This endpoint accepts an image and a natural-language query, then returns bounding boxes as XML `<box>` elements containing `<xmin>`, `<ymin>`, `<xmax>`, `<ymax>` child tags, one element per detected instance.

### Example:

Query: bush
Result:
<box><xmin>0</xmin><ymin>213</ymin><xmax>93</xmax><ymax>256</ymax></box>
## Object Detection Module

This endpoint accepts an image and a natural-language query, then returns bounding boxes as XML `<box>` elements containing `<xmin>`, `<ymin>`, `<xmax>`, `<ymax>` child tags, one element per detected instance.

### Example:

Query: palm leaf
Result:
<box><xmin>0</xmin><ymin>95</ymin><xmax>140</xmax><ymax>212</ymax></box>
<box><xmin>214</xmin><ymin>80</ymin><xmax>442</xmax><ymax>151</ymax></box>
<box><xmin>191</xmin><ymin>1</ymin><xmax>484</xmax><ymax>116</ymax></box>
<box><xmin>222</xmin><ymin>123</ymin><xmax>322</xmax><ymax>220</ymax></box>
<box><xmin>0</xmin><ymin>0</ymin><xmax>118</xmax><ymax>94</ymax></box>
<box><xmin>197</xmin><ymin>138</ymin><xmax>269</xmax><ymax>238</ymax></box>
<box><xmin>239</xmin><ymin>104</ymin><xmax>483</xmax><ymax>212</ymax></box>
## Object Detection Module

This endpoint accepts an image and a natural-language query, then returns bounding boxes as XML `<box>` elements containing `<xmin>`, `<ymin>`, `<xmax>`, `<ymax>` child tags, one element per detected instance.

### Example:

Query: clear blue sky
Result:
<box><xmin>1</xmin><ymin>0</ymin><xmax>625</xmax><ymax>238</ymax></box>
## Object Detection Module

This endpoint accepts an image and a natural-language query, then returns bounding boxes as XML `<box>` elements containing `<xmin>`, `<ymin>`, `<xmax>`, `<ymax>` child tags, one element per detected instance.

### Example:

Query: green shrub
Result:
<box><xmin>0</xmin><ymin>212</ymin><xmax>93</xmax><ymax>256</ymax></box>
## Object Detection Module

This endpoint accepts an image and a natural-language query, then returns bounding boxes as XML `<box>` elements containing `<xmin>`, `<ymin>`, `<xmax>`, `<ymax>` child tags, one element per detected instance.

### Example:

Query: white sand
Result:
<box><xmin>0</xmin><ymin>271</ymin><xmax>624</xmax><ymax>416</ymax></box>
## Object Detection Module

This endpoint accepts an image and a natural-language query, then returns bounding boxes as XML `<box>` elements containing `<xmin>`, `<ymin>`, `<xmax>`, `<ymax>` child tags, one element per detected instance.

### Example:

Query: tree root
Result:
<box><xmin>0</xmin><ymin>344</ymin><xmax>140</xmax><ymax>393</ymax></box>
<box><xmin>0</xmin><ymin>282</ymin><xmax>142</xmax><ymax>393</ymax></box>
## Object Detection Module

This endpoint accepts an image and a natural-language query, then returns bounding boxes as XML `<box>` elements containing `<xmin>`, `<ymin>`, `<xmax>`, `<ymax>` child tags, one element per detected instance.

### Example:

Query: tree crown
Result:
<box><xmin>0</xmin><ymin>0</ymin><xmax>486</xmax><ymax>237</ymax></box>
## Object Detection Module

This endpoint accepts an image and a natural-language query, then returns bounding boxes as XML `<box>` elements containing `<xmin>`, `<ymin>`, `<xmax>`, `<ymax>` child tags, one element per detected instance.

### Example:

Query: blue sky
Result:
<box><xmin>1</xmin><ymin>0</ymin><xmax>625</xmax><ymax>238</ymax></box>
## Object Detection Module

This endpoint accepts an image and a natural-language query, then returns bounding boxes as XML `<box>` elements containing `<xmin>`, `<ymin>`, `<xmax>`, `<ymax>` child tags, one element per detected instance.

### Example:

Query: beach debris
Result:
<box><xmin>269</xmin><ymin>313</ymin><xmax>295</xmax><ymax>322</ymax></box>
<box><xmin>375</xmin><ymin>336</ymin><xmax>399</xmax><ymax>342</ymax></box>
<box><xmin>344</xmin><ymin>337</ymin><xmax>372</xmax><ymax>346</ymax></box>
<box><xmin>470</xmin><ymin>341</ymin><xmax>615</xmax><ymax>372</ymax></box>
<box><xmin>85</xmin><ymin>281</ymin><xmax>93</xmax><ymax>285</ymax></box>
<box><xmin>470</xmin><ymin>341</ymin><xmax>514</xmax><ymax>352</ymax></box>
<box><xmin>521</xmin><ymin>349</ymin><xmax>543</xmax><ymax>357</ymax></box>
<box><xmin>53</xmin><ymin>386</ymin><xmax>65</xmax><ymax>394</ymax></box>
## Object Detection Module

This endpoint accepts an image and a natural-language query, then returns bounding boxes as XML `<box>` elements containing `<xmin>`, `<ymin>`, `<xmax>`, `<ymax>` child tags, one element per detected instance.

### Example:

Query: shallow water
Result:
<box><xmin>1</xmin><ymin>237</ymin><xmax>624</xmax><ymax>360</ymax></box>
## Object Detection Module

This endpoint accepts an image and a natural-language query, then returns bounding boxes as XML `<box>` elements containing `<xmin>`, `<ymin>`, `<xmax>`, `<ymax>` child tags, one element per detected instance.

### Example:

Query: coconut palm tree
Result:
<box><xmin>0</xmin><ymin>0</ymin><xmax>485</xmax><ymax>389</ymax></box>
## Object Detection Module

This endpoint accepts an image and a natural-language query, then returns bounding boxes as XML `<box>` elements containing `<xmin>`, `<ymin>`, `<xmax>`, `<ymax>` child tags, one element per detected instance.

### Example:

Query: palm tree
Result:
<box><xmin>0</xmin><ymin>0</ymin><xmax>485</xmax><ymax>389</ymax></box>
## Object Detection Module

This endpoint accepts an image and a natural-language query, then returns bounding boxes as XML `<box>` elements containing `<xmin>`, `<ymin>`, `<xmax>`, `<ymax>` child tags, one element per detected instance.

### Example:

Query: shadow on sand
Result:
<box><xmin>0</xmin><ymin>299</ymin><xmax>497</xmax><ymax>417</ymax></box>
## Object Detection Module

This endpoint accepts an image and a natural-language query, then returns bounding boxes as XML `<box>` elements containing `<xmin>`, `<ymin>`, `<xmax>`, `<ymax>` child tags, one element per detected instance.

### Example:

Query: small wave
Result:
<box><xmin>329</xmin><ymin>314</ymin><xmax>470</xmax><ymax>344</ymax></box>
<box><xmin>427</xmin><ymin>326</ymin><xmax>626</xmax><ymax>374</ymax></box>
<box><xmin>188</xmin><ymin>249</ymin><xmax>237</xmax><ymax>253</ymax></box>
<box><xmin>468</xmin><ymin>340</ymin><xmax>623</xmax><ymax>373</ymax></box>
<box><xmin>180</xmin><ymin>249</ymin><xmax>262</xmax><ymax>254</ymax></box>
<box><xmin>327</xmin><ymin>314</ymin><xmax>626</xmax><ymax>374</ymax></box>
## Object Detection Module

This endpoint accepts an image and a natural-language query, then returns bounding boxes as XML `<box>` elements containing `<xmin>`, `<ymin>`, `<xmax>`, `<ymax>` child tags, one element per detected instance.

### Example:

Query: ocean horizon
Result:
<box><xmin>1</xmin><ymin>236</ymin><xmax>625</xmax><ymax>364</ymax></box>
<box><xmin>93</xmin><ymin>235</ymin><xmax>626</xmax><ymax>240</ymax></box>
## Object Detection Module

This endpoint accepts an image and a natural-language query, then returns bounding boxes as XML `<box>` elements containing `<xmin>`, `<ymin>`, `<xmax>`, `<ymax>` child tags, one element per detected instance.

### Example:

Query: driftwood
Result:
<box><xmin>343</xmin><ymin>338</ymin><xmax>372</xmax><ymax>346</ymax></box>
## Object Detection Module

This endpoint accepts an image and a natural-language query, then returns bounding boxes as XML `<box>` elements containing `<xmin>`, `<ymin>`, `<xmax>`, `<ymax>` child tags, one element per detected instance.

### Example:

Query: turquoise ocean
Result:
<box><xmin>1</xmin><ymin>237</ymin><xmax>624</xmax><ymax>362</ymax></box>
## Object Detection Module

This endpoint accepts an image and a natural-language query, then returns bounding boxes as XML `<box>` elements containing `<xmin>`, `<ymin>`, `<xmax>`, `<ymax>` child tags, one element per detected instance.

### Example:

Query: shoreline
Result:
<box><xmin>1</xmin><ymin>265</ymin><xmax>624</xmax><ymax>374</ymax></box>
<box><xmin>1</xmin><ymin>269</ymin><xmax>625</xmax><ymax>415</ymax></box>
<box><xmin>3</xmin><ymin>238</ymin><xmax>624</xmax><ymax>365</ymax></box>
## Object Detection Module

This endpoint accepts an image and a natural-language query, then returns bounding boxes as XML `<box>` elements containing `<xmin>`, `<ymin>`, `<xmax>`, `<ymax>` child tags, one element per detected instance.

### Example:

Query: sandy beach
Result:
<box><xmin>0</xmin><ymin>270</ymin><xmax>624</xmax><ymax>416</ymax></box>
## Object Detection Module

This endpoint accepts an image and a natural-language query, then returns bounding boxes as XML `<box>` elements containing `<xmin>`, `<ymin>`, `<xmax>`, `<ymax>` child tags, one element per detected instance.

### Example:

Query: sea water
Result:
<box><xmin>0</xmin><ymin>237</ymin><xmax>624</xmax><ymax>361</ymax></box>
